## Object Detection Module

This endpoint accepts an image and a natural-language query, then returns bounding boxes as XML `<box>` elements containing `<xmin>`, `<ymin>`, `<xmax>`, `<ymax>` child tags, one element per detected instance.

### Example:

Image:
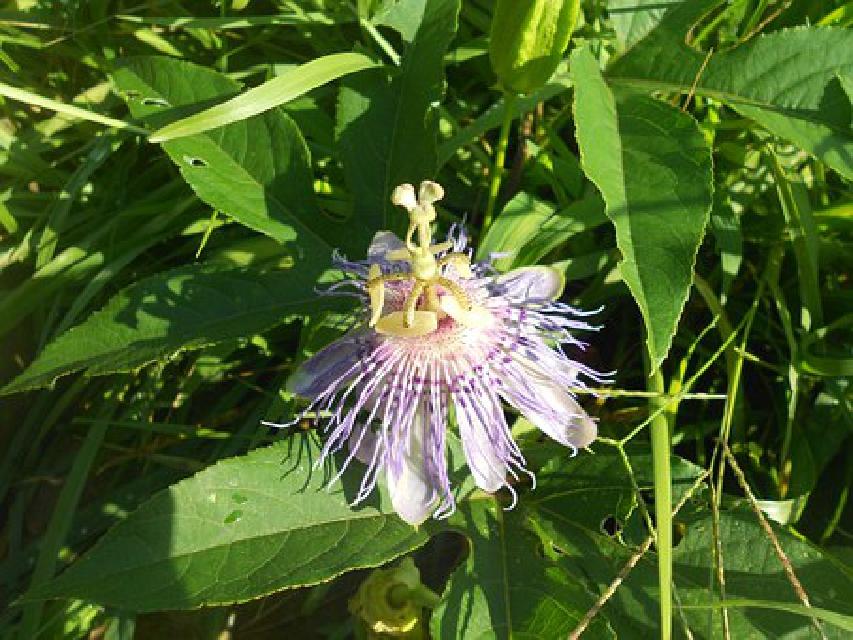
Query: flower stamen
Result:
<box><xmin>367</xmin><ymin>181</ymin><xmax>486</xmax><ymax>337</ymax></box>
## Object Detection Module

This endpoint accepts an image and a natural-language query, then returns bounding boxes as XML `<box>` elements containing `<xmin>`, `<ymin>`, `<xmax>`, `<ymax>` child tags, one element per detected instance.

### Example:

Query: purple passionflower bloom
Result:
<box><xmin>266</xmin><ymin>181</ymin><xmax>605</xmax><ymax>525</ymax></box>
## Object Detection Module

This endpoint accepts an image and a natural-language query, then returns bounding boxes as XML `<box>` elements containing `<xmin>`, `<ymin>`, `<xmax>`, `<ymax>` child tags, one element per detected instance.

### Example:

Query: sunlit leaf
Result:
<box><xmin>21</xmin><ymin>436</ymin><xmax>427</xmax><ymax>611</ymax></box>
<box><xmin>149</xmin><ymin>53</ymin><xmax>380</xmax><ymax>142</ymax></box>
<box><xmin>476</xmin><ymin>192</ymin><xmax>607</xmax><ymax>271</ymax></box>
<box><xmin>572</xmin><ymin>45</ymin><xmax>713</xmax><ymax>370</ymax></box>
<box><xmin>2</xmin><ymin>265</ymin><xmax>343</xmax><ymax>395</ymax></box>
<box><xmin>607</xmin><ymin>0</ymin><xmax>853</xmax><ymax>179</ymax></box>
<box><xmin>112</xmin><ymin>57</ymin><xmax>359</xmax><ymax>253</ymax></box>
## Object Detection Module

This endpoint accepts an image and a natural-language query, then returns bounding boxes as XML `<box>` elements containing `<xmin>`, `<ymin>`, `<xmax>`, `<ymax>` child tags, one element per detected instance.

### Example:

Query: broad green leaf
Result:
<box><xmin>733</xmin><ymin>103</ymin><xmax>853</xmax><ymax>181</ymax></box>
<box><xmin>530</xmin><ymin>502</ymin><xmax>661</xmax><ymax>636</ymax></box>
<box><xmin>149</xmin><ymin>53</ymin><xmax>379</xmax><ymax>142</ymax></box>
<box><xmin>430</xmin><ymin>500</ymin><xmax>612</xmax><ymax>639</ymax></box>
<box><xmin>112</xmin><ymin>57</ymin><xmax>358</xmax><ymax>253</ymax></box>
<box><xmin>336</xmin><ymin>0</ymin><xmax>461</xmax><ymax>235</ymax></box>
<box><xmin>681</xmin><ymin>600</ymin><xmax>853</xmax><ymax>634</ymax></box>
<box><xmin>572</xmin><ymin>46</ymin><xmax>713</xmax><ymax>370</ymax></box>
<box><xmin>607</xmin><ymin>0</ymin><xmax>685</xmax><ymax>50</ymax></box>
<box><xmin>528</xmin><ymin>455</ymin><xmax>853</xmax><ymax>640</ymax></box>
<box><xmin>675</xmin><ymin>510</ymin><xmax>853</xmax><ymax>638</ymax></box>
<box><xmin>475</xmin><ymin>192</ymin><xmax>607</xmax><ymax>271</ymax></box>
<box><xmin>21</xmin><ymin>436</ymin><xmax>428</xmax><ymax>611</ymax></box>
<box><xmin>529</xmin><ymin>445</ymin><xmax>705</xmax><ymax>534</ymax></box>
<box><xmin>607</xmin><ymin>0</ymin><xmax>853</xmax><ymax>179</ymax></box>
<box><xmin>2</xmin><ymin>264</ymin><xmax>342</xmax><ymax>395</ymax></box>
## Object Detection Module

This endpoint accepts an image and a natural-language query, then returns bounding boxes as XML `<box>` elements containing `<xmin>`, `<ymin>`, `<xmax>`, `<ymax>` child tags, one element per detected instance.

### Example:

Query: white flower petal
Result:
<box><xmin>348</xmin><ymin>426</ymin><xmax>379</xmax><ymax>465</ymax></box>
<box><xmin>368</xmin><ymin>231</ymin><xmax>406</xmax><ymax>259</ymax></box>
<box><xmin>286</xmin><ymin>334</ymin><xmax>363</xmax><ymax>399</ymax></box>
<box><xmin>387</xmin><ymin>406</ymin><xmax>436</xmax><ymax>525</ymax></box>
<box><xmin>453</xmin><ymin>399</ymin><xmax>506</xmax><ymax>493</ymax></box>
<box><xmin>503</xmin><ymin>358</ymin><xmax>597</xmax><ymax>450</ymax></box>
<box><xmin>496</xmin><ymin>265</ymin><xmax>565</xmax><ymax>301</ymax></box>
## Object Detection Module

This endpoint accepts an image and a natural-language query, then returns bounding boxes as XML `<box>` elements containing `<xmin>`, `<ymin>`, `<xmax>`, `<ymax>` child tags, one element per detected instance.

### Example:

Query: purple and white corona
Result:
<box><xmin>268</xmin><ymin>181</ymin><xmax>605</xmax><ymax>525</ymax></box>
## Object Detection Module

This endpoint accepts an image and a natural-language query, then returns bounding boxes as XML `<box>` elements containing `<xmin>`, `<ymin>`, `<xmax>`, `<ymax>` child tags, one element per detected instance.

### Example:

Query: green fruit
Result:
<box><xmin>489</xmin><ymin>0</ymin><xmax>580</xmax><ymax>94</ymax></box>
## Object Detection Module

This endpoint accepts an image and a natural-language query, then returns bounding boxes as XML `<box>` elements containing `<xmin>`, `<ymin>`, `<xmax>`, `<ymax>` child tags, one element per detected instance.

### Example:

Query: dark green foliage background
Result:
<box><xmin>1</xmin><ymin>1</ymin><xmax>851</xmax><ymax>638</ymax></box>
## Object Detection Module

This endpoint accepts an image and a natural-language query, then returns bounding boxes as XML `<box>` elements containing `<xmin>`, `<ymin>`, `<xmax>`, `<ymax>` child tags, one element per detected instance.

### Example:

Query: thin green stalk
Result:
<box><xmin>649</xmin><ymin>365</ymin><xmax>673</xmax><ymax>640</ymax></box>
<box><xmin>482</xmin><ymin>92</ymin><xmax>516</xmax><ymax>232</ymax></box>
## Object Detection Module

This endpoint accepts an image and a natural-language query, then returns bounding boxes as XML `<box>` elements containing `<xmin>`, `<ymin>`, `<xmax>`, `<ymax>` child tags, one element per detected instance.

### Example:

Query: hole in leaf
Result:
<box><xmin>141</xmin><ymin>97</ymin><xmax>170</xmax><ymax>107</ymax></box>
<box><xmin>223</xmin><ymin>509</ymin><xmax>243</xmax><ymax>524</ymax></box>
<box><xmin>600</xmin><ymin>514</ymin><xmax>622</xmax><ymax>537</ymax></box>
<box><xmin>183</xmin><ymin>156</ymin><xmax>208</xmax><ymax>168</ymax></box>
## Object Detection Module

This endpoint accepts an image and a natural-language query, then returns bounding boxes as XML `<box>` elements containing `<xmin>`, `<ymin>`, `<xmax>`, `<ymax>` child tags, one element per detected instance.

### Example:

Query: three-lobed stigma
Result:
<box><xmin>366</xmin><ymin>181</ymin><xmax>490</xmax><ymax>337</ymax></box>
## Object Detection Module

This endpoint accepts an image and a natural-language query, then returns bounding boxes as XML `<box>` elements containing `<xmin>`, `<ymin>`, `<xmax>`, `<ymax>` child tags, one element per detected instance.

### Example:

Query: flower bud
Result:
<box><xmin>489</xmin><ymin>0</ymin><xmax>580</xmax><ymax>94</ymax></box>
<box><xmin>348</xmin><ymin>558</ymin><xmax>440</xmax><ymax>638</ymax></box>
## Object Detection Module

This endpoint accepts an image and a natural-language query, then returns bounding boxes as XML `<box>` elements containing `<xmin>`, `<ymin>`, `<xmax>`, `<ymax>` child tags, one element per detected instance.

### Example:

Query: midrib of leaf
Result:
<box><xmin>606</xmin><ymin>76</ymin><xmax>852</xmax><ymax>135</ymax></box>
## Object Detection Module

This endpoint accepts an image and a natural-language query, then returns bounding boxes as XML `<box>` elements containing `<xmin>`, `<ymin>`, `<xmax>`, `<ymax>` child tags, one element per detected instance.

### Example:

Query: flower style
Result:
<box><xmin>268</xmin><ymin>181</ymin><xmax>606</xmax><ymax>525</ymax></box>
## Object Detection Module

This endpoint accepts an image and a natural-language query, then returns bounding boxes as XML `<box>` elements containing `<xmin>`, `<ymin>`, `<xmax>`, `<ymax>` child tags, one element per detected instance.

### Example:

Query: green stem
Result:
<box><xmin>482</xmin><ymin>91</ymin><xmax>516</xmax><ymax>233</ymax></box>
<box><xmin>649</xmin><ymin>365</ymin><xmax>673</xmax><ymax>640</ymax></box>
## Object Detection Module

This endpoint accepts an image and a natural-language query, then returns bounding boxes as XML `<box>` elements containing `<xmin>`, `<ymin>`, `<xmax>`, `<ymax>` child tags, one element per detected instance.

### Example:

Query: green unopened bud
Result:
<box><xmin>349</xmin><ymin>558</ymin><xmax>440</xmax><ymax>638</ymax></box>
<box><xmin>489</xmin><ymin>0</ymin><xmax>580</xmax><ymax>94</ymax></box>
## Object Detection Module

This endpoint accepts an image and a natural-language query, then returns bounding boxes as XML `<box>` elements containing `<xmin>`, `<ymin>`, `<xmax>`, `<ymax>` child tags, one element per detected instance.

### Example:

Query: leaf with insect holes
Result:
<box><xmin>20</xmin><ymin>436</ymin><xmax>429</xmax><ymax>611</ymax></box>
<box><xmin>112</xmin><ymin>56</ymin><xmax>366</xmax><ymax>254</ymax></box>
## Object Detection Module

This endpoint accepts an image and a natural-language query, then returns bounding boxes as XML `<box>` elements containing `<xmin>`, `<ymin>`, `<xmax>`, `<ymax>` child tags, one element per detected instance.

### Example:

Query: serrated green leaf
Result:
<box><xmin>675</xmin><ymin>510</ymin><xmax>853</xmax><ymax>638</ymax></box>
<box><xmin>21</xmin><ymin>436</ymin><xmax>428</xmax><ymax>611</ymax></box>
<box><xmin>572</xmin><ymin>45</ymin><xmax>713</xmax><ymax>371</ymax></box>
<box><xmin>112</xmin><ymin>57</ymin><xmax>359</xmax><ymax>253</ymax></box>
<box><xmin>530</xmin><ymin>487</ymin><xmax>853</xmax><ymax>637</ymax></box>
<box><xmin>431</xmin><ymin>499</ymin><xmax>612</xmax><ymax>639</ymax></box>
<box><xmin>336</xmin><ymin>0</ymin><xmax>461</xmax><ymax>235</ymax></box>
<box><xmin>607</xmin><ymin>0</ymin><xmax>853</xmax><ymax>179</ymax></box>
<box><xmin>2</xmin><ymin>265</ymin><xmax>343</xmax><ymax>395</ymax></box>
<box><xmin>681</xmin><ymin>600</ymin><xmax>853</xmax><ymax>634</ymax></box>
<box><xmin>149</xmin><ymin>53</ymin><xmax>379</xmax><ymax>142</ymax></box>
<box><xmin>530</xmin><ymin>445</ymin><xmax>705</xmax><ymax>534</ymax></box>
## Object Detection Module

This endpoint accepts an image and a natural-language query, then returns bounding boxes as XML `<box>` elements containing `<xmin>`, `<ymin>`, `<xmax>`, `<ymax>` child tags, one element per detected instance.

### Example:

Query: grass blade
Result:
<box><xmin>149</xmin><ymin>52</ymin><xmax>379</xmax><ymax>142</ymax></box>
<box><xmin>0</xmin><ymin>81</ymin><xmax>147</xmax><ymax>133</ymax></box>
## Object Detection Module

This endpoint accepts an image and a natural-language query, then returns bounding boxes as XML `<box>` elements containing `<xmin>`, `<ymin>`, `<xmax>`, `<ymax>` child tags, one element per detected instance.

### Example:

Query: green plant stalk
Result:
<box><xmin>482</xmin><ymin>92</ymin><xmax>516</xmax><ymax>232</ymax></box>
<box><xmin>649</xmin><ymin>366</ymin><xmax>673</xmax><ymax>639</ymax></box>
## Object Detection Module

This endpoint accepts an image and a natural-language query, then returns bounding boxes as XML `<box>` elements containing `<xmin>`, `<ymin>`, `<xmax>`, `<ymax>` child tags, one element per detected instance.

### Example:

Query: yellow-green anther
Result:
<box><xmin>489</xmin><ymin>0</ymin><xmax>580</xmax><ymax>94</ymax></box>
